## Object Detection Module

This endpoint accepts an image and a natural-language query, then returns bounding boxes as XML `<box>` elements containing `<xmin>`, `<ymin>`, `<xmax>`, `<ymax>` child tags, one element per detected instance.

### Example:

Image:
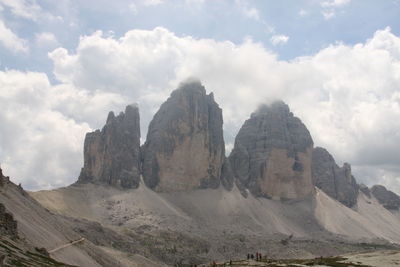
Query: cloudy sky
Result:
<box><xmin>1</xmin><ymin>0</ymin><xmax>400</xmax><ymax>193</ymax></box>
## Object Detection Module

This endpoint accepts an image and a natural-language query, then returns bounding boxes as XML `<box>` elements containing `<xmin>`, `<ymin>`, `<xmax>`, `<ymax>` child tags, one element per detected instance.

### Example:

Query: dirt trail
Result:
<box><xmin>48</xmin><ymin>238</ymin><xmax>85</xmax><ymax>254</ymax></box>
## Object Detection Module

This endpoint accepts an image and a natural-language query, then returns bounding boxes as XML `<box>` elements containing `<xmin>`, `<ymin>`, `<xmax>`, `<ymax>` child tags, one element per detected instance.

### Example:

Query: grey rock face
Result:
<box><xmin>359</xmin><ymin>184</ymin><xmax>371</xmax><ymax>198</ymax></box>
<box><xmin>142</xmin><ymin>81</ymin><xmax>225</xmax><ymax>192</ymax></box>
<box><xmin>220</xmin><ymin>159</ymin><xmax>235</xmax><ymax>191</ymax></box>
<box><xmin>0</xmin><ymin>203</ymin><xmax>18</xmax><ymax>238</ymax></box>
<box><xmin>77</xmin><ymin>105</ymin><xmax>141</xmax><ymax>189</ymax></box>
<box><xmin>229</xmin><ymin>101</ymin><xmax>315</xmax><ymax>200</ymax></box>
<box><xmin>311</xmin><ymin>147</ymin><xmax>359</xmax><ymax>207</ymax></box>
<box><xmin>371</xmin><ymin>185</ymin><xmax>400</xmax><ymax>210</ymax></box>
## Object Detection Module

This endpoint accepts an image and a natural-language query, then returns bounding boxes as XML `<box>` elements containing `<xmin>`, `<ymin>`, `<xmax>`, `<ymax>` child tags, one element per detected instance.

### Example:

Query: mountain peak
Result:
<box><xmin>77</xmin><ymin>104</ymin><xmax>141</xmax><ymax>188</ymax></box>
<box><xmin>142</xmin><ymin>82</ymin><xmax>225</xmax><ymax>192</ymax></box>
<box><xmin>229</xmin><ymin>101</ymin><xmax>314</xmax><ymax>200</ymax></box>
<box><xmin>371</xmin><ymin>184</ymin><xmax>400</xmax><ymax>210</ymax></box>
<box><xmin>312</xmin><ymin>147</ymin><xmax>359</xmax><ymax>207</ymax></box>
<box><xmin>253</xmin><ymin>100</ymin><xmax>290</xmax><ymax>117</ymax></box>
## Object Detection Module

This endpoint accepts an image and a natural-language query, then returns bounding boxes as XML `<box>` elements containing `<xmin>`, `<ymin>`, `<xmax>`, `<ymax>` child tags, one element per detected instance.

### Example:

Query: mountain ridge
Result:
<box><xmin>18</xmin><ymin>79</ymin><xmax>400</xmax><ymax>265</ymax></box>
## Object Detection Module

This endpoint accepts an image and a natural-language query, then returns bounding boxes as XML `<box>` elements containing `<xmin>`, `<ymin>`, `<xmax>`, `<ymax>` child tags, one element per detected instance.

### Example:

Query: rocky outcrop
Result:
<box><xmin>371</xmin><ymin>185</ymin><xmax>400</xmax><ymax>210</ymax></box>
<box><xmin>142</xmin><ymin>81</ymin><xmax>225</xmax><ymax>192</ymax></box>
<box><xmin>0</xmin><ymin>203</ymin><xmax>18</xmax><ymax>238</ymax></box>
<box><xmin>311</xmin><ymin>147</ymin><xmax>359</xmax><ymax>207</ymax></box>
<box><xmin>229</xmin><ymin>101</ymin><xmax>315</xmax><ymax>200</ymax></box>
<box><xmin>220</xmin><ymin>159</ymin><xmax>235</xmax><ymax>191</ymax></box>
<box><xmin>77</xmin><ymin>104</ymin><xmax>141</xmax><ymax>189</ymax></box>
<box><xmin>0</xmin><ymin>167</ymin><xmax>18</xmax><ymax>238</ymax></box>
<box><xmin>359</xmin><ymin>184</ymin><xmax>371</xmax><ymax>198</ymax></box>
<box><xmin>0</xmin><ymin>167</ymin><xmax>3</xmax><ymax>187</ymax></box>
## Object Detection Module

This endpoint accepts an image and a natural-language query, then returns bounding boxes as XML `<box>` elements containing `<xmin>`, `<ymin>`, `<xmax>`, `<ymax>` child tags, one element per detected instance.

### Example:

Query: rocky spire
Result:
<box><xmin>141</xmin><ymin>81</ymin><xmax>226</xmax><ymax>192</ymax></box>
<box><xmin>77</xmin><ymin>104</ymin><xmax>141</xmax><ymax>189</ymax></box>
<box><xmin>311</xmin><ymin>147</ymin><xmax>359</xmax><ymax>207</ymax></box>
<box><xmin>229</xmin><ymin>101</ymin><xmax>315</xmax><ymax>200</ymax></box>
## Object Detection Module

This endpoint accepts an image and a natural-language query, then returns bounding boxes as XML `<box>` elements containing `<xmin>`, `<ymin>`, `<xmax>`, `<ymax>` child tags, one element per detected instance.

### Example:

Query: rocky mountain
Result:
<box><xmin>77</xmin><ymin>104</ymin><xmax>141</xmax><ymax>189</ymax></box>
<box><xmin>371</xmin><ymin>185</ymin><xmax>400</xmax><ymax>210</ymax></box>
<box><xmin>229</xmin><ymin>101</ymin><xmax>315</xmax><ymax>200</ymax></box>
<box><xmin>311</xmin><ymin>147</ymin><xmax>359</xmax><ymax>207</ymax></box>
<box><xmin>0</xmin><ymin>167</ymin><xmax>119</xmax><ymax>267</ymax></box>
<box><xmin>5</xmin><ymin>79</ymin><xmax>400</xmax><ymax>266</ymax></box>
<box><xmin>142</xmin><ymin>81</ymin><xmax>226</xmax><ymax>192</ymax></box>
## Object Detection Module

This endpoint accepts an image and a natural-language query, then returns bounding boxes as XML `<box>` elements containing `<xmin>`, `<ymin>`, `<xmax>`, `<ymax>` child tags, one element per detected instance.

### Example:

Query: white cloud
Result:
<box><xmin>320</xmin><ymin>0</ymin><xmax>351</xmax><ymax>20</ymax></box>
<box><xmin>2</xmin><ymin>26</ymin><xmax>400</xmax><ymax>194</ymax></box>
<box><xmin>0</xmin><ymin>0</ymin><xmax>42</xmax><ymax>21</ymax></box>
<box><xmin>270</xmin><ymin>34</ymin><xmax>289</xmax><ymax>46</ymax></box>
<box><xmin>235</xmin><ymin>0</ymin><xmax>260</xmax><ymax>21</ymax></box>
<box><xmin>35</xmin><ymin>32</ymin><xmax>59</xmax><ymax>48</ymax></box>
<box><xmin>0</xmin><ymin>19</ymin><xmax>28</xmax><ymax>53</ymax></box>
<box><xmin>0</xmin><ymin>70</ymin><xmax>128</xmax><ymax>190</ymax></box>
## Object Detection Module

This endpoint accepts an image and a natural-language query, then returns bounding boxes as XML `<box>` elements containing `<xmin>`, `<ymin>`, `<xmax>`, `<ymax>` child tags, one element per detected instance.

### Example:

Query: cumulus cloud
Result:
<box><xmin>0</xmin><ymin>19</ymin><xmax>28</xmax><ymax>53</ymax></box>
<box><xmin>0</xmin><ymin>70</ymin><xmax>129</xmax><ymax>190</ymax></box>
<box><xmin>0</xmin><ymin>0</ymin><xmax>42</xmax><ymax>21</ymax></box>
<box><xmin>2</xmin><ymin>26</ymin><xmax>400</xmax><ymax>194</ymax></box>
<box><xmin>270</xmin><ymin>34</ymin><xmax>289</xmax><ymax>45</ymax></box>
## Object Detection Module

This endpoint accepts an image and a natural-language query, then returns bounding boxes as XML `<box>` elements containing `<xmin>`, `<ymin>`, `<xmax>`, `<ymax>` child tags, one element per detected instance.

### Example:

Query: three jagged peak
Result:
<box><xmin>75</xmin><ymin>80</ymin><xmax>400</xmax><ymax>209</ymax></box>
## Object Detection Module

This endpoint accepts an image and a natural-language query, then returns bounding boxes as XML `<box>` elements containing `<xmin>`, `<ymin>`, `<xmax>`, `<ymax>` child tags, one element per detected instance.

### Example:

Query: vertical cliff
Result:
<box><xmin>77</xmin><ymin>104</ymin><xmax>141</xmax><ymax>189</ymax></box>
<box><xmin>229</xmin><ymin>101</ymin><xmax>315</xmax><ymax>200</ymax></box>
<box><xmin>311</xmin><ymin>147</ymin><xmax>359</xmax><ymax>207</ymax></box>
<box><xmin>142</xmin><ymin>81</ymin><xmax>225</xmax><ymax>192</ymax></box>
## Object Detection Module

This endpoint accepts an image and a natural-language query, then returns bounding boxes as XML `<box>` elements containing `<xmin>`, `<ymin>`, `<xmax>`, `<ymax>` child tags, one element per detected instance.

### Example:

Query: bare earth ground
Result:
<box><xmin>30</xmin><ymin>182</ymin><xmax>400</xmax><ymax>265</ymax></box>
<box><xmin>209</xmin><ymin>250</ymin><xmax>400</xmax><ymax>266</ymax></box>
<box><xmin>0</xmin><ymin>180</ymin><xmax>145</xmax><ymax>267</ymax></box>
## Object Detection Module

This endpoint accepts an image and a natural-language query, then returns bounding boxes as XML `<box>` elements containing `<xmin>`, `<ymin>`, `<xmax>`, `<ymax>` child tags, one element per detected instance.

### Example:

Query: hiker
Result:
<box><xmin>247</xmin><ymin>253</ymin><xmax>250</xmax><ymax>260</ymax></box>
<box><xmin>259</xmin><ymin>253</ymin><xmax>262</xmax><ymax>261</ymax></box>
<box><xmin>251</xmin><ymin>254</ymin><xmax>254</xmax><ymax>260</ymax></box>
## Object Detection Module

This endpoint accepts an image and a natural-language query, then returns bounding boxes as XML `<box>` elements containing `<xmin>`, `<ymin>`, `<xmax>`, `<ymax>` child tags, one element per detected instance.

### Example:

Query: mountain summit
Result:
<box><xmin>142</xmin><ymin>81</ymin><xmax>226</xmax><ymax>191</ymax></box>
<box><xmin>229</xmin><ymin>101</ymin><xmax>315</xmax><ymax>200</ymax></box>
<box><xmin>77</xmin><ymin>104</ymin><xmax>141</xmax><ymax>188</ymax></box>
<box><xmin>25</xmin><ymin>80</ymin><xmax>400</xmax><ymax>266</ymax></box>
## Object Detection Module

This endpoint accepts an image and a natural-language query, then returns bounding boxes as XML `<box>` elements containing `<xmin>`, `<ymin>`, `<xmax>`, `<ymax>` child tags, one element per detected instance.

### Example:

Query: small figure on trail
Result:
<box><xmin>251</xmin><ymin>254</ymin><xmax>254</xmax><ymax>260</ymax></box>
<box><xmin>259</xmin><ymin>253</ymin><xmax>262</xmax><ymax>261</ymax></box>
<box><xmin>229</xmin><ymin>259</ymin><xmax>232</xmax><ymax>265</ymax></box>
<box><xmin>247</xmin><ymin>253</ymin><xmax>250</xmax><ymax>260</ymax></box>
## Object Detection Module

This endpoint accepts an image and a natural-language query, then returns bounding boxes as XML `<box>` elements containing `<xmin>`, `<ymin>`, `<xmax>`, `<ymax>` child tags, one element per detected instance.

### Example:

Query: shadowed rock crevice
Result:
<box><xmin>77</xmin><ymin>104</ymin><xmax>141</xmax><ymax>189</ymax></box>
